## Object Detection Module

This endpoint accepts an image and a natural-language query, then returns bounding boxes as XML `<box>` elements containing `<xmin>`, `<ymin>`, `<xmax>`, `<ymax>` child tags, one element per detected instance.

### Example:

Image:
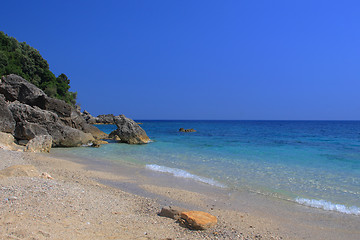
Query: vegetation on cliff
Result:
<box><xmin>0</xmin><ymin>31</ymin><xmax>76</xmax><ymax>105</ymax></box>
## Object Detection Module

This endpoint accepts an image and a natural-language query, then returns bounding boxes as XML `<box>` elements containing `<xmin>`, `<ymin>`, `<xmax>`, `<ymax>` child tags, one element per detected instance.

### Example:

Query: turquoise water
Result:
<box><xmin>53</xmin><ymin>121</ymin><xmax>360</xmax><ymax>215</ymax></box>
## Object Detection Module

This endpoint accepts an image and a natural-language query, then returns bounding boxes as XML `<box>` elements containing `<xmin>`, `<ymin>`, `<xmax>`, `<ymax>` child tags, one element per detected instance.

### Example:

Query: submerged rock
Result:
<box><xmin>109</xmin><ymin>115</ymin><xmax>150</xmax><ymax>144</ymax></box>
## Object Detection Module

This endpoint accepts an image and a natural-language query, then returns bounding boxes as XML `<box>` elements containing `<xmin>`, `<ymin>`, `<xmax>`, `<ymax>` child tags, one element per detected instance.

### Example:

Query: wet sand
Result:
<box><xmin>0</xmin><ymin>149</ymin><xmax>359</xmax><ymax>239</ymax></box>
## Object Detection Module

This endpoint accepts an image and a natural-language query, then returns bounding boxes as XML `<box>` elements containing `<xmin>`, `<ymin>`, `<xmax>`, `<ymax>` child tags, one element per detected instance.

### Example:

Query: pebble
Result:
<box><xmin>8</xmin><ymin>196</ymin><xmax>18</xmax><ymax>201</ymax></box>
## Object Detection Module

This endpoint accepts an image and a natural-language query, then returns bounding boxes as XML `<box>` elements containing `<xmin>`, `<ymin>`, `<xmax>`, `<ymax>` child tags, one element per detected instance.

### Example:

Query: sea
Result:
<box><xmin>52</xmin><ymin>120</ymin><xmax>360</xmax><ymax>215</ymax></box>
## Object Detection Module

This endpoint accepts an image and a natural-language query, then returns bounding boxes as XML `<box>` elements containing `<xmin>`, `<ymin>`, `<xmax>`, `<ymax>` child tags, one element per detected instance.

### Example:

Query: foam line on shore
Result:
<box><xmin>145</xmin><ymin>164</ymin><xmax>225</xmax><ymax>188</ymax></box>
<box><xmin>295</xmin><ymin>197</ymin><xmax>360</xmax><ymax>215</ymax></box>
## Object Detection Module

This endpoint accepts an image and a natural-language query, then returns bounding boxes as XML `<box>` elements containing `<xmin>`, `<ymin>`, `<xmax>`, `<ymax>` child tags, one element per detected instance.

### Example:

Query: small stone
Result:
<box><xmin>41</xmin><ymin>172</ymin><xmax>54</xmax><ymax>180</ymax></box>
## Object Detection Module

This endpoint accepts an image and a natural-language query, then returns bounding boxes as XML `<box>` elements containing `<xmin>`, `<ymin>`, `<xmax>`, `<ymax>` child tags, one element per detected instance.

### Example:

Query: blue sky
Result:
<box><xmin>2</xmin><ymin>0</ymin><xmax>360</xmax><ymax>120</ymax></box>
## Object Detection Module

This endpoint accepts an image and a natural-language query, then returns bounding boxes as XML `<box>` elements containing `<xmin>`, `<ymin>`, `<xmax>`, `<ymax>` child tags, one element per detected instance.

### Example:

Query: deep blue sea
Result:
<box><xmin>53</xmin><ymin>121</ymin><xmax>360</xmax><ymax>215</ymax></box>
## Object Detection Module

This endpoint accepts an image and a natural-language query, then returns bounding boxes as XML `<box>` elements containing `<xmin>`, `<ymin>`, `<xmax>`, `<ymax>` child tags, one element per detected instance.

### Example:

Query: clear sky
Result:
<box><xmin>2</xmin><ymin>0</ymin><xmax>360</xmax><ymax>120</ymax></box>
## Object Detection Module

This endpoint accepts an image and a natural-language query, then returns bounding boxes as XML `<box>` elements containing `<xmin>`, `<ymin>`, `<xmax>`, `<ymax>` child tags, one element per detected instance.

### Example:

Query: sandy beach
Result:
<box><xmin>0</xmin><ymin>149</ymin><xmax>359</xmax><ymax>240</ymax></box>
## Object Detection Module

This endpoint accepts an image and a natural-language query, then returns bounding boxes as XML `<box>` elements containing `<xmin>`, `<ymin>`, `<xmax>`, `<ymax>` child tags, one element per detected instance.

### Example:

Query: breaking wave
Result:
<box><xmin>295</xmin><ymin>197</ymin><xmax>360</xmax><ymax>215</ymax></box>
<box><xmin>145</xmin><ymin>164</ymin><xmax>225</xmax><ymax>188</ymax></box>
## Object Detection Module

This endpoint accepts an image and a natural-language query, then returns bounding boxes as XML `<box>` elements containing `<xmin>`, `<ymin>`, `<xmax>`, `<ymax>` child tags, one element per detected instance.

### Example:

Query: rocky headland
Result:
<box><xmin>0</xmin><ymin>74</ymin><xmax>150</xmax><ymax>152</ymax></box>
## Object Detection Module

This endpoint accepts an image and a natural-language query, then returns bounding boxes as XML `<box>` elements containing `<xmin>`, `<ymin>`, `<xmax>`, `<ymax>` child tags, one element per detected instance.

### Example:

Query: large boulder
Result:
<box><xmin>8</xmin><ymin>102</ymin><xmax>94</xmax><ymax>147</ymax></box>
<box><xmin>24</xmin><ymin>135</ymin><xmax>52</xmax><ymax>153</ymax></box>
<box><xmin>0</xmin><ymin>94</ymin><xmax>15</xmax><ymax>133</ymax></box>
<box><xmin>0</xmin><ymin>74</ymin><xmax>46</xmax><ymax>106</ymax></box>
<box><xmin>109</xmin><ymin>115</ymin><xmax>150</xmax><ymax>144</ymax></box>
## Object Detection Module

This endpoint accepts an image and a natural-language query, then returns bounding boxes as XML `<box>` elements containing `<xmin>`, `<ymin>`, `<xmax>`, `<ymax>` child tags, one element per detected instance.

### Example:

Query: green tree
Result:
<box><xmin>0</xmin><ymin>31</ymin><xmax>77</xmax><ymax>105</ymax></box>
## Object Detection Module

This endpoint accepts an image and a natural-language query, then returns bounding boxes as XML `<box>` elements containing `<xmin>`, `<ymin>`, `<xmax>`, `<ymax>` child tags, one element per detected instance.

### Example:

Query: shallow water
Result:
<box><xmin>52</xmin><ymin>120</ymin><xmax>360</xmax><ymax>215</ymax></box>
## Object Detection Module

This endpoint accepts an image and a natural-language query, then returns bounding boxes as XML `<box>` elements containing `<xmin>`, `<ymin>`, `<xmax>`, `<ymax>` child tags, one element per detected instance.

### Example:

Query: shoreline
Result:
<box><xmin>1</xmin><ymin>149</ymin><xmax>359</xmax><ymax>239</ymax></box>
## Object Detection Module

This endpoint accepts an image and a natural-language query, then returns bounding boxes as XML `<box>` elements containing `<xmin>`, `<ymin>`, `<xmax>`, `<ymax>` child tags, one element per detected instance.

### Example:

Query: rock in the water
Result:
<box><xmin>180</xmin><ymin>211</ymin><xmax>217</xmax><ymax>230</ymax></box>
<box><xmin>24</xmin><ymin>135</ymin><xmax>52</xmax><ymax>153</ymax></box>
<box><xmin>0</xmin><ymin>94</ymin><xmax>15</xmax><ymax>134</ymax></box>
<box><xmin>109</xmin><ymin>115</ymin><xmax>150</xmax><ymax>144</ymax></box>
<box><xmin>91</xmin><ymin>139</ymin><xmax>108</xmax><ymax>148</ymax></box>
<box><xmin>179</xmin><ymin>128</ymin><xmax>196</xmax><ymax>133</ymax></box>
<box><xmin>159</xmin><ymin>206</ymin><xmax>188</xmax><ymax>220</ymax></box>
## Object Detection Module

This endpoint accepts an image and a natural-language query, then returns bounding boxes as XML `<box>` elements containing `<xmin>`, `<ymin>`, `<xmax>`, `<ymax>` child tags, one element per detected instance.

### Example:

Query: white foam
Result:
<box><xmin>295</xmin><ymin>197</ymin><xmax>360</xmax><ymax>215</ymax></box>
<box><xmin>145</xmin><ymin>164</ymin><xmax>225</xmax><ymax>188</ymax></box>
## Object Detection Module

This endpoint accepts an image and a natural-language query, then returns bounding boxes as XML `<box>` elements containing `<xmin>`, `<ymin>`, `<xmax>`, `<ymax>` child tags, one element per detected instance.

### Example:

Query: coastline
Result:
<box><xmin>1</xmin><ymin>149</ymin><xmax>359</xmax><ymax>239</ymax></box>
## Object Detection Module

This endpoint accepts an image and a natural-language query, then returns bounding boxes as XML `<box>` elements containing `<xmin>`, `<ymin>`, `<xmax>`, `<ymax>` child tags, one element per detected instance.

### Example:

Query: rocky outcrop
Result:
<box><xmin>179</xmin><ymin>128</ymin><xmax>196</xmax><ymax>133</ymax></box>
<box><xmin>109</xmin><ymin>115</ymin><xmax>150</xmax><ymax>144</ymax></box>
<box><xmin>24</xmin><ymin>135</ymin><xmax>53</xmax><ymax>153</ymax></box>
<box><xmin>0</xmin><ymin>74</ymin><xmax>106</xmax><ymax>148</ymax></box>
<box><xmin>0</xmin><ymin>74</ymin><xmax>46</xmax><ymax>106</ymax></box>
<box><xmin>8</xmin><ymin>101</ymin><xmax>94</xmax><ymax>147</ymax></box>
<box><xmin>180</xmin><ymin>211</ymin><xmax>217</xmax><ymax>230</ymax></box>
<box><xmin>81</xmin><ymin>110</ymin><xmax>97</xmax><ymax>124</ymax></box>
<box><xmin>0</xmin><ymin>94</ymin><xmax>15</xmax><ymax>133</ymax></box>
<box><xmin>96</xmin><ymin>114</ymin><xmax>115</xmax><ymax>124</ymax></box>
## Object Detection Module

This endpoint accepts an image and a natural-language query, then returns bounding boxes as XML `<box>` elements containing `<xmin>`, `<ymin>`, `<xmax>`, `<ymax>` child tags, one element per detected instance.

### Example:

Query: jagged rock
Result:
<box><xmin>24</xmin><ymin>135</ymin><xmax>52</xmax><ymax>153</ymax></box>
<box><xmin>14</xmin><ymin>121</ymin><xmax>49</xmax><ymax>140</ymax></box>
<box><xmin>96</xmin><ymin>114</ymin><xmax>115</xmax><ymax>124</ymax></box>
<box><xmin>180</xmin><ymin>211</ymin><xmax>217</xmax><ymax>230</ymax></box>
<box><xmin>109</xmin><ymin>115</ymin><xmax>150</xmax><ymax>144</ymax></box>
<box><xmin>179</xmin><ymin>128</ymin><xmax>196</xmax><ymax>133</ymax></box>
<box><xmin>0</xmin><ymin>74</ymin><xmax>46</xmax><ymax>106</ymax></box>
<box><xmin>81</xmin><ymin>110</ymin><xmax>97</xmax><ymax>124</ymax></box>
<box><xmin>0</xmin><ymin>94</ymin><xmax>15</xmax><ymax>133</ymax></box>
<box><xmin>9</xmin><ymin>102</ymin><xmax>94</xmax><ymax>147</ymax></box>
<box><xmin>159</xmin><ymin>206</ymin><xmax>188</xmax><ymax>220</ymax></box>
<box><xmin>39</xmin><ymin>95</ymin><xmax>72</xmax><ymax>118</ymax></box>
